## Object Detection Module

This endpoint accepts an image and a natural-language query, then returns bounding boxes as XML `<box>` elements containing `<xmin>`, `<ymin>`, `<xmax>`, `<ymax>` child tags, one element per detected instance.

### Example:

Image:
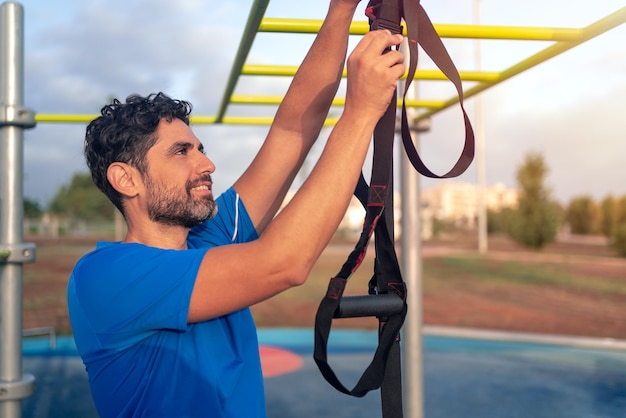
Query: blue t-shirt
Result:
<box><xmin>67</xmin><ymin>188</ymin><xmax>265</xmax><ymax>418</ymax></box>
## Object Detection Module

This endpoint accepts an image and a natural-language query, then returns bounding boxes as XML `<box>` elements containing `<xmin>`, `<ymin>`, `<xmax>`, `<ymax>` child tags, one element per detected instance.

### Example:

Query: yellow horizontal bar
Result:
<box><xmin>211</xmin><ymin>116</ymin><xmax>273</xmax><ymax>125</ymax></box>
<box><xmin>243</xmin><ymin>64</ymin><xmax>500</xmax><ymax>82</ymax></box>
<box><xmin>436</xmin><ymin>24</ymin><xmax>582</xmax><ymax>41</ymax></box>
<box><xmin>31</xmin><ymin>111</ymin><xmax>332</xmax><ymax>126</ymax></box>
<box><xmin>33</xmin><ymin>113</ymin><xmax>340</xmax><ymax>126</ymax></box>
<box><xmin>33</xmin><ymin>114</ymin><xmax>278</xmax><ymax>125</ymax></box>
<box><xmin>195</xmin><ymin>116</ymin><xmax>340</xmax><ymax>126</ymax></box>
<box><xmin>242</xmin><ymin>64</ymin><xmax>301</xmax><ymax>76</ymax></box>
<box><xmin>35</xmin><ymin>114</ymin><xmax>98</xmax><ymax>123</ymax></box>
<box><xmin>404</xmin><ymin>98</ymin><xmax>447</xmax><ymax>109</ymax></box>
<box><xmin>261</xmin><ymin>18</ymin><xmax>584</xmax><ymax>41</ymax></box>
<box><xmin>258</xmin><ymin>18</ymin><xmax>332</xmax><ymax>34</ymax></box>
<box><xmin>34</xmin><ymin>114</ymin><xmax>273</xmax><ymax>126</ymax></box>
<box><xmin>189</xmin><ymin>116</ymin><xmax>218</xmax><ymax>124</ymax></box>
<box><xmin>230</xmin><ymin>95</ymin><xmax>285</xmax><ymax>105</ymax></box>
<box><xmin>231</xmin><ymin>94</ymin><xmax>445</xmax><ymax>109</ymax></box>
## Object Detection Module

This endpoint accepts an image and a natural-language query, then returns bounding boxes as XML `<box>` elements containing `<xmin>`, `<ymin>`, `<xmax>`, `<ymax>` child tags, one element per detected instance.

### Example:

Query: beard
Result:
<box><xmin>145</xmin><ymin>174</ymin><xmax>217</xmax><ymax>229</ymax></box>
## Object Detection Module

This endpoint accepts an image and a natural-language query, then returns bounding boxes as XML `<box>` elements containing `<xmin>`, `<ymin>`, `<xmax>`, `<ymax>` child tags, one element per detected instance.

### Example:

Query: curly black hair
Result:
<box><xmin>84</xmin><ymin>92</ymin><xmax>193</xmax><ymax>214</ymax></box>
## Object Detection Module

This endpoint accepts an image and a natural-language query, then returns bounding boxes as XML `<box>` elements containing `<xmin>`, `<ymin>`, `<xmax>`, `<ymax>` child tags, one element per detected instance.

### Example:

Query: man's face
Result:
<box><xmin>143</xmin><ymin>119</ymin><xmax>217</xmax><ymax>228</ymax></box>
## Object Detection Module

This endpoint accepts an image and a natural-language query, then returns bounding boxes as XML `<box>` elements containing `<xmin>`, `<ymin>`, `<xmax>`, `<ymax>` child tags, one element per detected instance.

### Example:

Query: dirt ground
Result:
<box><xmin>20</xmin><ymin>232</ymin><xmax>626</xmax><ymax>340</ymax></box>
<box><xmin>251</xmin><ymin>233</ymin><xmax>626</xmax><ymax>339</ymax></box>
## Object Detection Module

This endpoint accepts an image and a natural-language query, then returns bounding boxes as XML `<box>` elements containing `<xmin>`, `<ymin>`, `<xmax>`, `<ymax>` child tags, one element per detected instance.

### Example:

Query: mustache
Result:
<box><xmin>187</xmin><ymin>174</ymin><xmax>213</xmax><ymax>190</ymax></box>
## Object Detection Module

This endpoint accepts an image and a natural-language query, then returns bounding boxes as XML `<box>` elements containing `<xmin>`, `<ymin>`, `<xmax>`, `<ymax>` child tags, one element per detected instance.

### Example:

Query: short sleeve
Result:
<box><xmin>70</xmin><ymin>243</ymin><xmax>205</xmax><ymax>352</ymax></box>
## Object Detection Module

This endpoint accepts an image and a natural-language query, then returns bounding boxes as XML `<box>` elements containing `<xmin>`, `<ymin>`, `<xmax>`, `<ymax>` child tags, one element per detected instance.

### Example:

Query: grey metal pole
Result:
<box><xmin>400</xmin><ymin>135</ymin><xmax>424</xmax><ymax>418</ymax></box>
<box><xmin>0</xmin><ymin>2</ymin><xmax>36</xmax><ymax>416</ymax></box>
<box><xmin>474</xmin><ymin>0</ymin><xmax>488</xmax><ymax>254</ymax></box>
<box><xmin>399</xmin><ymin>40</ymin><xmax>425</xmax><ymax>418</ymax></box>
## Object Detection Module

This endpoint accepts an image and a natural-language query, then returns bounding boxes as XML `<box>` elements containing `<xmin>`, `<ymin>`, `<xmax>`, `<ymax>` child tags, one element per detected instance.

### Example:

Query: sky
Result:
<box><xmin>7</xmin><ymin>0</ymin><xmax>626</xmax><ymax>206</ymax></box>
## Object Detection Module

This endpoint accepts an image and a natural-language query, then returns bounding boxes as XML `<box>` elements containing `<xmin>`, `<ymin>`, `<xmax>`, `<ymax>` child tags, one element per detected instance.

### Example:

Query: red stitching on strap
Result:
<box><xmin>326</xmin><ymin>277</ymin><xmax>345</xmax><ymax>300</ymax></box>
<box><xmin>368</xmin><ymin>184</ymin><xmax>387</xmax><ymax>207</ymax></box>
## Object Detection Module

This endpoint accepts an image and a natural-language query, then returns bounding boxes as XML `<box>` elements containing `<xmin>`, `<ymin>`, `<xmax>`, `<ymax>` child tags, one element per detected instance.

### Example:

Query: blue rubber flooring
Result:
<box><xmin>20</xmin><ymin>329</ymin><xmax>626</xmax><ymax>418</ymax></box>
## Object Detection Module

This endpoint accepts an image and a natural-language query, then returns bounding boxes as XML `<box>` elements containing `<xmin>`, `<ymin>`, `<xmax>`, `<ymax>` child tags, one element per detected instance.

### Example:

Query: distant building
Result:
<box><xmin>281</xmin><ymin>181</ymin><xmax>518</xmax><ymax>241</ymax></box>
<box><xmin>422</xmin><ymin>181</ymin><xmax>519</xmax><ymax>228</ymax></box>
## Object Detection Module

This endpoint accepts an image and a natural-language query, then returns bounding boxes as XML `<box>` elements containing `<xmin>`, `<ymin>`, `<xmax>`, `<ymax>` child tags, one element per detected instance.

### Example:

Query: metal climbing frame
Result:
<box><xmin>34</xmin><ymin>5</ymin><xmax>626</xmax><ymax>126</ymax></box>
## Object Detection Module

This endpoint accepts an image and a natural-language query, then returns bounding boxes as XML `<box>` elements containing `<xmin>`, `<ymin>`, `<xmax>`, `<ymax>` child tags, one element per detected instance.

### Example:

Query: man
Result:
<box><xmin>67</xmin><ymin>0</ymin><xmax>405</xmax><ymax>416</ymax></box>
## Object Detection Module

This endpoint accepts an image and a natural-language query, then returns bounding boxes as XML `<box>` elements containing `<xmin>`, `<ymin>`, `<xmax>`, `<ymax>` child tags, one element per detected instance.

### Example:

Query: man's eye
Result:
<box><xmin>176</xmin><ymin>148</ymin><xmax>188</xmax><ymax>155</ymax></box>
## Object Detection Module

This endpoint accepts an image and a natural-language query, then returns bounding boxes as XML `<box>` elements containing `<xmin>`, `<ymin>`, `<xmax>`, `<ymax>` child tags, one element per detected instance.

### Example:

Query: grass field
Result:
<box><xmin>21</xmin><ymin>231</ymin><xmax>626</xmax><ymax>339</ymax></box>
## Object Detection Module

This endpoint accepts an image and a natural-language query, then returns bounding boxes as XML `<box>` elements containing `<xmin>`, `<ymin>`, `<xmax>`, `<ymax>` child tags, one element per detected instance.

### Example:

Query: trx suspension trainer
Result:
<box><xmin>313</xmin><ymin>0</ymin><xmax>475</xmax><ymax>416</ymax></box>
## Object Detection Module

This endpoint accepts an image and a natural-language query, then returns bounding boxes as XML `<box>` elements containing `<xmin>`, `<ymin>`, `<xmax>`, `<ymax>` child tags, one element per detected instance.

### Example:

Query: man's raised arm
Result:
<box><xmin>233</xmin><ymin>0</ymin><xmax>363</xmax><ymax>232</ymax></box>
<box><xmin>189</xmin><ymin>30</ymin><xmax>405</xmax><ymax>323</ymax></box>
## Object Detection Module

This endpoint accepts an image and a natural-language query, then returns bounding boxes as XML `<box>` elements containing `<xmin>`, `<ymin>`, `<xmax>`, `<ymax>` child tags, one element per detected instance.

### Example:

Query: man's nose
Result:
<box><xmin>197</xmin><ymin>151</ymin><xmax>216</xmax><ymax>174</ymax></box>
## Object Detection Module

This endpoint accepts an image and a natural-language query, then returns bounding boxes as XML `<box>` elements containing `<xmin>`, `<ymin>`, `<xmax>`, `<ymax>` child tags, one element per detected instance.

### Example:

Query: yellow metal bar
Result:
<box><xmin>34</xmin><ymin>113</ymin><xmax>340</xmax><ymax>126</ymax></box>
<box><xmin>242</xmin><ymin>64</ymin><xmax>301</xmax><ymax>76</ymax></box>
<box><xmin>195</xmin><ymin>116</ymin><xmax>339</xmax><ymax>126</ymax></box>
<box><xmin>34</xmin><ymin>114</ymin><xmax>266</xmax><ymax>126</ymax></box>
<box><xmin>427</xmin><ymin>23</ymin><xmax>582</xmax><ymax>41</ymax></box>
<box><xmin>230</xmin><ymin>95</ymin><xmax>333</xmax><ymax>106</ymax></box>
<box><xmin>189</xmin><ymin>116</ymin><xmax>218</xmax><ymax>124</ymax></box>
<box><xmin>403</xmin><ymin>98</ymin><xmax>447</xmax><ymax>109</ymax></box>
<box><xmin>230</xmin><ymin>95</ymin><xmax>286</xmax><ymax>105</ymax></box>
<box><xmin>194</xmin><ymin>115</ymin><xmax>341</xmax><ymax>126</ymax></box>
<box><xmin>35</xmin><ymin>114</ymin><xmax>98</xmax><ymax>123</ymax></box>
<box><xmin>212</xmin><ymin>116</ymin><xmax>272</xmax><ymax>125</ymax></box>
<box><xmin>260</xmin><ymin>18</ymin><xmax>585</xmax><ymax>41</ymax></box>
<box><xmin>243</xmin><ymin>64</ymin><xmax>499</xmax><ymax>82</ymax></box>
<box><xmin>258</xmin><ymin>18</ymin><xmax>329</xmax><ymax>34</ymax></box>
<box><xmin>231</xmin><ymin>94</ymin><xmax>445</xmax><ymax>109</ymax></box>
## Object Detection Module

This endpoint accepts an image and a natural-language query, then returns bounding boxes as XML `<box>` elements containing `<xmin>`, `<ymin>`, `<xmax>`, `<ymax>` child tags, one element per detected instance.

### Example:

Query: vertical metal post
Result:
<box><xmin>474</xmin><ymin>0</ymin><xmax>488</xmax><ymax>254</ymax></box>
<box><xmin>399</xmin><ymin>40</ymin><xmax>425</xmax><ymax>418</ymax></box>
<box><xmin>0</xmin><ymin>2</ymin><xmax>37</xmax><ymax>417</ymax></box>
<box><xmin>400</xmin><ymin>138</ymin><xmax>424</xmax><ymax>418</ymax></box>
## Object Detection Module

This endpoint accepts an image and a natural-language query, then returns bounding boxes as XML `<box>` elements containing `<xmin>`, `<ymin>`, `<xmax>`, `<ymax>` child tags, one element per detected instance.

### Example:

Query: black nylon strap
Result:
<box><xmin>313</xmin><ymin>0</ymin><xmax>474</xmax><ymax>414</ymax></box>
<box><xmin>313</xmin><ymin>86</ymin><xmax>403</xmax><ymax>398</ymax></box>
<box><xmin>400</xmin><ymin>1</ymin><xmax>475</xmax><ymax>178</ymax></box>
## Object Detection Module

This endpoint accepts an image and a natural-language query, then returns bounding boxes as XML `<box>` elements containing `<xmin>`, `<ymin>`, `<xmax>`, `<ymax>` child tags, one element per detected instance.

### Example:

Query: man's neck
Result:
<box><xmin>123</xmin><ymin>222</ymin><xmax>190</xmax><ymax>250</ymax></box>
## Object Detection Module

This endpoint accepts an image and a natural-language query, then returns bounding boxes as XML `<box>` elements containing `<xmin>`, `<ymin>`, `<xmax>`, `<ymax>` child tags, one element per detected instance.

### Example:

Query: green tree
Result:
<box><xmin>487</xmin><ymin>207</ymin><xmax>515</xmax><ymax>234</ymax></box>
<box><xmin>616</xmin><ymin>195</ymin><xmax>626</xmax><ymax>225</ymax></box>
<box><xmin>49</xmin><ymin>173</ymin><xmax>115</xmax><ymax>221</ymax></box>
<box><xmin>565</xmin><ymin>195</ymin><xmax>598</xmax><ymax>235</ymax></box>
<box><xmin>609</xmin><ymin>195</ymin><xmax>626</xmax><ymax>257</ymax></box>
<box><xmin>23</xmin><ymin>197</ymin><xmax>43</xmax><ymax>219</ymax></box>
<box><xmin>599</xmin><ymin>195</ymin><xmax>616</xmax><ymax>238</ymax></box>
<box><xmin>612</xmin><ymin>224</ymin><xmax>626</xmax><ymax>257</ymax></box>
<box><xmin>507</xmin><ymin>152</ymin><xmax>561</xmax><ymax>249</ymax></box>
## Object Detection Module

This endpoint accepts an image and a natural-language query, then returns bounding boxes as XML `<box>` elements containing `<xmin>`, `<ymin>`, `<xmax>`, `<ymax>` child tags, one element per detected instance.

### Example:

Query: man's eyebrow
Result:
<box><xmin>166</xmin><ymin>141</ymin><xmax>194</xmax><ymax>154</ymax></box>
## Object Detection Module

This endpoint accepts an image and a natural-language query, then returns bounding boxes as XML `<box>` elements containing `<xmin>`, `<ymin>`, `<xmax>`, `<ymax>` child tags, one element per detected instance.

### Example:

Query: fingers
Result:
<box><xmin>352</xmin><ymin>29</ymin><xmax>403</xmax><ymax>58</ymax></box>
<box><xmin>345</xmin><ymin>30</ymin><xmax>405</xmax><ymax>120</ymax></box>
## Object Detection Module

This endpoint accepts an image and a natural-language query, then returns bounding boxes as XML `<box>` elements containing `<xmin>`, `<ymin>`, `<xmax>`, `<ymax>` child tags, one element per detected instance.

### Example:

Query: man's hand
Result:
<box><xmin>344</xmin><ymin>30</ymin><xmax>405</xmax><ymax>122</ymax></box>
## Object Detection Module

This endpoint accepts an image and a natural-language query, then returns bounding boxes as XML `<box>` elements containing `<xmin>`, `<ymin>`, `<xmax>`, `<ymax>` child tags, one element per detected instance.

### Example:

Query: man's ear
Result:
<box><xmin>107</xmin><ymin>162</ymin><xmax>141</xmax><ymax>198</ymax></box>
